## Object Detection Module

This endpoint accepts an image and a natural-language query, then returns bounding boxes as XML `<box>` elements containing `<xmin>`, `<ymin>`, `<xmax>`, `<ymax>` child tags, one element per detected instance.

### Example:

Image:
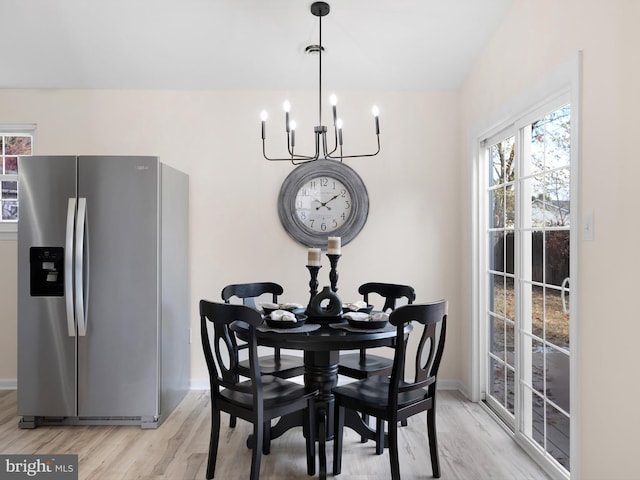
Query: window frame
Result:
<box><xmin>470</xmin><ymin>53</ymin><xmax>581</xmax><ymax>479</ymax></box>
<box><xmin>0</xmin><ymin>124</ymin><xmax>36</xmax><ymax>240</ymax></box>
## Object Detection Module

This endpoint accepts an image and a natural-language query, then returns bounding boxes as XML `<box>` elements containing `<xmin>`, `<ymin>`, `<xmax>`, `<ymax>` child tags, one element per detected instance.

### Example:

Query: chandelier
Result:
<box><xmin>260</xmin><ymin>1</ymin><xmax>381</xmax><ymax>165</ymax></box>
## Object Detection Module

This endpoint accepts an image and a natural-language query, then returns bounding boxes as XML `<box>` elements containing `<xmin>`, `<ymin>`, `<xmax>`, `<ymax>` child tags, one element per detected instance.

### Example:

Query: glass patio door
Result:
<box><xmin>483</xmin><ymin>97</ymin><xmax>572</xmax><ymax>476</ymax></box>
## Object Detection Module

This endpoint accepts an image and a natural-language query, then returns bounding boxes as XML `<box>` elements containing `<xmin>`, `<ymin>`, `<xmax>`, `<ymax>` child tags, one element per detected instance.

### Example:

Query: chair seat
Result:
<box><xmin>238</xmin><ymin>354</ymin><xmax>305</xmax><ymax>377</ymax></box>
<box><xmin>333</xmin><ymin>376</ymin><xmax>430</xmax><ymax>413</ymax></box>
<box><xmin>221</xmin><ymin>376</ymin><xmax>313</xmax><ymax>409</ymax></box>
<box><xmin>338</xmin><ymin>353</ymin><xmax>393</xmax><ymax>378</ymax></box>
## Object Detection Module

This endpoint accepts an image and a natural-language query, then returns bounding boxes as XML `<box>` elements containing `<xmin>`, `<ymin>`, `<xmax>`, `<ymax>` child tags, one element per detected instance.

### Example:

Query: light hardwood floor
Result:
<box><xmin>0</xmin><ymin>389</ymin><xmax>550</xmax><ymax>479</ymax></box>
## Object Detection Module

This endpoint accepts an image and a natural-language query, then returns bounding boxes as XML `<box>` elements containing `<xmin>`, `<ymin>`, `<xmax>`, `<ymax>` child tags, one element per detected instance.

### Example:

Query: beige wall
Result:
<box><xmin>460</xmin><ymin>0</ymin><xmax>640</xmax><ymax>478</ymax></box>
<box><xmin>0</xmin><ymin>89</ymin><xmax>463</xmax><ymax>387</ymax></box>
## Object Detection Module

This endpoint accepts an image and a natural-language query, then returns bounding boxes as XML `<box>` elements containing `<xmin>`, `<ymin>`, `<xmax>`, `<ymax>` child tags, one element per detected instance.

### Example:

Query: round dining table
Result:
<box><xmin>233</xmin><ymin>318</ymin><xmax>409</xmax><ymax>479</ymax></box>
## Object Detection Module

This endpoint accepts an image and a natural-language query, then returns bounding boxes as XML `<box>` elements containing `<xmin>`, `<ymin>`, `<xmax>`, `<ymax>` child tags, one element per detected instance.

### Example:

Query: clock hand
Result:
<box><xmin>324</xmin><ymin>194</ymin><xmax>340</xmax><ymax>205</ymax></box>
<box><xmin>313</xmin><ymin>198</ymin><xmax>328</xmax><ymax>211</ymax></box>
<box><xmin>314</xmin><ymin>194</ymin><xmax>340</xmax><ymax>210</ymax></box>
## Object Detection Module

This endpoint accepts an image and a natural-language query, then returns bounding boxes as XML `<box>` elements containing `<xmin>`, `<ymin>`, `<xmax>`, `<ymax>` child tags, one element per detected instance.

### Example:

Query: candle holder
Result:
<box><xmin>306</xmin><ymin>265</ymin><xmax>322</xmax><ymax>304</ymax></box>
<box><xmin>326</xmin><ymin>253</ymin><xmax>341</xmax><ymax>292</ymax></box>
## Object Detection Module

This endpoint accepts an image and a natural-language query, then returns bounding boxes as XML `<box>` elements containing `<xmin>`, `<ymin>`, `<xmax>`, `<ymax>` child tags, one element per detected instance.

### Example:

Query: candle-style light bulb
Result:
<box><xmin>260</xmin><ymin>110</ymin><xmax>268</xmax><ymax>139</ymax></box>
<box><xmin>330</xmin><ymin>93</ymin><xmax>338</xmax><ymax>125</ymax></box>
<box><xmin>284</xmin><ymin>100</ymin><xmax>291</xmax><ymax>133</ymax></box>
<box><xmin>372</xmin><ymin>105</ymin><xmax>380</xmax><ymax>135</ymax></box>
<box><xmin>290</xmin><ymin>120</ymin><xmax>296</xmax><ymax>147</ymax></box>
<box><xmin>336</xmin><ymin>118</ymin><xmax>343</xmax><ymax>146</ymax></box>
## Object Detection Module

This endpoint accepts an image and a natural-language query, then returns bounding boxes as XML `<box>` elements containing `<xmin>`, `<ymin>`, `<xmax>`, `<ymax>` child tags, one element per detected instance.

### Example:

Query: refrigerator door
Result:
<box><xmin>18</xmin><ymin>156</ymin><xmax>78</xmax><ymax>417</ymax></box>
<box><xmin>77</xmin><ymin>156</ymin><xmax>160</xmax><ymax>417</ymax></box>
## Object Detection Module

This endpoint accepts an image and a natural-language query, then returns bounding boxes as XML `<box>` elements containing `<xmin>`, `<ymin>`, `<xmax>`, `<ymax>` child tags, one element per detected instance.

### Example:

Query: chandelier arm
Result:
<box><xmin>324</xmin><ymin>125</ymin><xmax>338</xmax><ymax>157</ymax></box>
<box><xmin>262</xmin><ymin>140</ymin><xmax>319</xmax><ymax>162</ymax></box>
<box><xmin>325</xmin><ymin>136</ymin><xmax>381</xmax><ymax>160</ymax></box>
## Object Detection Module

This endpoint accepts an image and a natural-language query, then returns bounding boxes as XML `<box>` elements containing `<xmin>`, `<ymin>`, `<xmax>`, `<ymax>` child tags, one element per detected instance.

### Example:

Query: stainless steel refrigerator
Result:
<box><xmin>17</xmin><ymin>155</ymin><xmax>189</xmax><ymax>429</ymax></box>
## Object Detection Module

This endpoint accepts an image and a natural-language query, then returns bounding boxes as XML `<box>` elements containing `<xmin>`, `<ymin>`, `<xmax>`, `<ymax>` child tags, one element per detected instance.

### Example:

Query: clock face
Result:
<box><xmin>294</xmin><ymin>176</ymin><xmax>352</xmax><ymax>233</ymax></box>
<box><xmin>278</xmin><ymin>159</ymin><xmax>369</xmax><ymax>248</ymax></box>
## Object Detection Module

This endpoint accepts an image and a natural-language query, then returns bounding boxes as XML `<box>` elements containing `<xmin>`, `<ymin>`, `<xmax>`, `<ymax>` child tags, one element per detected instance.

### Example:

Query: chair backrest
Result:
<box><xmin>388</xmin><ymin>301</ymin><xmax>447</xmax><ymax>404</ymax></box>
<box><xmin>221</xmin><ymin>282</ymin><xmax>284</xmax><ymax>309</ymax></box>
<box><xmin>358</xmin><ymin>282</ymin><xmax>416</xmax><ymax>312</ymax></box>
<box><xmin>200</xmin><ymin>300</ymin><xmax>264</xmax><ymax>405</ymax></box>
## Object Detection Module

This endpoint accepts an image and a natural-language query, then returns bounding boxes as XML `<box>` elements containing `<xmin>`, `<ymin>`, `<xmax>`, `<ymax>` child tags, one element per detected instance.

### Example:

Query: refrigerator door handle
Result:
<box><xmin>75</xmin><ymin>198</ymin><xmax>89</xmax><ymax>336</ymax></box>
<box><xmin>65</xmin><ymin>198</ymin><xmax>76</xmax><ymax>337</ymax></box>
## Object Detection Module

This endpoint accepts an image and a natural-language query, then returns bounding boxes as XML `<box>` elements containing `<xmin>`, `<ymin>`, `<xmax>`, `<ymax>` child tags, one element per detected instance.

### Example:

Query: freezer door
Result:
<box><xmin>18</xmin><ymin>156</ymin><xmax>78</xmax><ymax>417</ymax></box>
<box><xmin>77</xmin><ymin>156</ymin><xmax>160</xmax><ymax>417</ymax></box>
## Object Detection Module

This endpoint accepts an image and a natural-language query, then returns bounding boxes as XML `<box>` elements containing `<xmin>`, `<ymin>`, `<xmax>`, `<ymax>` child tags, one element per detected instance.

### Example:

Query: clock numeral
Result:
<box><xmin>320</xmin><ymin>222</ymin><xmax>327</xmax><ymax>231</ymax></box>
<box><xmin>345</xmin><ymin>200</ymin><xmax>351</xmax><ymax>209</ymax></box>
<box><xmin>320</xmin><ymin>177</ymin><xmax>329</xmax><ymax>187</ymax></box>
<box><xmin>300</xmin><ymin>211</ymin><xmax>307</xmax><ymax>220</ymax></box>
<box><xmin>340</xmin><ymin>188</ymin><xmax>347</xmax><ymax>197</ymax></box>
<box><xmin>332</xmin><ymin>219</ymin><xmax>338</xmax><ymax>228</ymax></box>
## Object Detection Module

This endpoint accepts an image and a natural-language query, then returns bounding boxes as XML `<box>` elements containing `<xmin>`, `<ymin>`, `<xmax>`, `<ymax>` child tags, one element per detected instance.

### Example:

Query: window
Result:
<box><xmin>0</xmin><ymin>125</ymin><xmax>35</xmax><ymax>238</ymax></box>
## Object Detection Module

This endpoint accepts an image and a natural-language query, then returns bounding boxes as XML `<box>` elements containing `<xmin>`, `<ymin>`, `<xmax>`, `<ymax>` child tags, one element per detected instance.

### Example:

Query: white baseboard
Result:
<box><xmin>0</xmin><ymin>379</ymin><xmax>17</xmax><ymax>390</ymax></box>
<box><xmin>190</xmin><ymin>378</ymin><xmax>210</xmax><ymax>390</ymax></box>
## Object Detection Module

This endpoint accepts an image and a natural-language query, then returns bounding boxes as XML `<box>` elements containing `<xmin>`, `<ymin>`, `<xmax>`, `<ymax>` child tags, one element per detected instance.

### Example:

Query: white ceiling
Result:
<box><xmin>1</xmin><ymin>0</ymin><xmax>513</xmax><ymax>91</ymax></box>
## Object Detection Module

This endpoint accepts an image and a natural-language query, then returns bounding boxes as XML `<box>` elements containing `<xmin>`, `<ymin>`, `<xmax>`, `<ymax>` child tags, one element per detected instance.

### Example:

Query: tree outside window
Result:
<box><xmin>1</xmin><ymin>133</ymin><xmax>32</xmax><ymax>222</ymax></box>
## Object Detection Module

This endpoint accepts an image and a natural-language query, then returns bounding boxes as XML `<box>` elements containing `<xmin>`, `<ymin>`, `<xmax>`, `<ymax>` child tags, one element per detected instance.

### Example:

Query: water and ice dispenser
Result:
<box><xmin>30</xmin><ymin>247</ymin><xmax>64</xmax><ymax>297</ymax></box>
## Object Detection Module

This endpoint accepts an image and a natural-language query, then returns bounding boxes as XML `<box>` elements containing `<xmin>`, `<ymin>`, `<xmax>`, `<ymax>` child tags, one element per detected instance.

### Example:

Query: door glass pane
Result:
<box><xmin>2</xmin><ymin>201</ymin><xmax>18</xmax><ymax>220</ymax></box>
<box><xmin>546</xmin><ymin>403</ymin><xmax>570</xmax><ymax>470</ymax></box>
<box><xmin>506</xmin><ymin>367</ymin><xmax>515</xmax><ymax>414</ymax></box>
<box><xmin>489</xmin><ymin>137</ymin><xmax>514</xmax><ymax>186</ymax></box>
<box><xmin>505</xmin><ymin>277</ymin><xmax>515</xmax><ymax>321</ymax></box>
<box><xmin>530</xmin><ymin>231</ymin><xmax>544</xmax><ymax>283</ymax></box>
<box><xmin>490</xmin><ymin>316</ymin><xmax>505</xmax><ymax>360</ymax></box>
<box><xmin>546</xmin><ymin>350</ymin><xmax>570</xmax><ymax>413</ymax></box>
<box><xmin>5</xmin><ymin>156</ymin><xmax>18</xmax><ymax>174</ymax></box>
<box><xmin>545</xmin><ymin>230</ymin><xmax>570</xmax><ymax>287</ymax></box>
<box><xmin>490</xmin><ymin>273</ymin><xmax>505</xmax><ymax>316</ymax></box>
<box><xmin>528</xmin><ymin>284</ymin><xmax>544</xmax><ymax>338</ymax></box>
<box><xmin>529</xmin><ymin>389</ymin><xmax>545</xmax><ymax>448</ymax></box>
<box><xmin>531</xmin><ymin>338</ymin><xmax>544</xmax><ymax>395</ymax></box>
<box><xmin>505</xmin><ymin>184</ymin><xmax>515</xmax><ymax>228</ymax></box>
<box><xmin>489</xmin><ymin>231</ymin><xmax>504</xmax><ymax>271</ymax></box>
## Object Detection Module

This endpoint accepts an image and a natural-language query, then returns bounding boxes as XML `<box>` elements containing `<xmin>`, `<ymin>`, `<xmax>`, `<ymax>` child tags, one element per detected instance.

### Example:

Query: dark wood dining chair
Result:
<box><xmin>222</xmin><ymin>282</ymin><xmax>306</xmax><ymax>378</ymax></box>
<box><xmin>200</xmin><ymin>300</ymin><xmax>318</xmax><ymax>480</ymax></box>
<box><xmin>338</xmin><ymin>282</ymin><xmax>416</xmax><ymax>380</ymax></box>
<box><xmin>332</xmin><ymin>300</ymin><xmax>448</xmax><ymax>479</ymax></box>
<box><xmin>221</xmin><ymin>282</ymin><xmax>306</xmax><ymax>429</ymax></box>
<box><xmin>339</xmin><ymin>282</ymin><xmax>416</xmax><ymax>444</ymax></box>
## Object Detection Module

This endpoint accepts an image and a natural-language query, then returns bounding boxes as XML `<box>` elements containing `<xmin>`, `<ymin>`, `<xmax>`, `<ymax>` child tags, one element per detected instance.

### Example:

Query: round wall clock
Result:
<box><xmin>278</xmin><ymin>159</ymin><xmax>369</xmax><ymax>248</ymax></box>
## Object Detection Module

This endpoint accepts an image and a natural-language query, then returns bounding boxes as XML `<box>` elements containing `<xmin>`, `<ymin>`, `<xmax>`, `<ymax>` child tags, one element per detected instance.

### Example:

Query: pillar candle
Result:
<box><xmin>307</xmin><ymin>248</ymin><xmax>321</xmax><ymax>266</ymax></box>
<box><xmin>327</xmin><ymin>236</ymin><xmax>341</xmax><ymax>255</ymax></box>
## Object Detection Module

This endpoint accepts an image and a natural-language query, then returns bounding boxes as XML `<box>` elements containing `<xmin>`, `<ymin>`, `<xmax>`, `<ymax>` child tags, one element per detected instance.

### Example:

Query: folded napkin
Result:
<box><xmin>261</xmin><ymin>302</ymin><xmax>279</xmax><ymax>310</ymax></box>
<box><xmin>344</xmin><ymin>300</ymin><xmax>368</xmax><ymax>311</ymax></box>
<box><xmin>371</xmin><ymin>311</ymin><xmax>389</xmax><ymax>322</ymax></box>
<box><xmin>342</xmin><ymin>311</ymin><xmax>371</xmax><ymax>321</ymax></box>
<box><xmin>269</xmin><ymin>310</ymin><xmax>297</xmax><ymax>322</ymax></box>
